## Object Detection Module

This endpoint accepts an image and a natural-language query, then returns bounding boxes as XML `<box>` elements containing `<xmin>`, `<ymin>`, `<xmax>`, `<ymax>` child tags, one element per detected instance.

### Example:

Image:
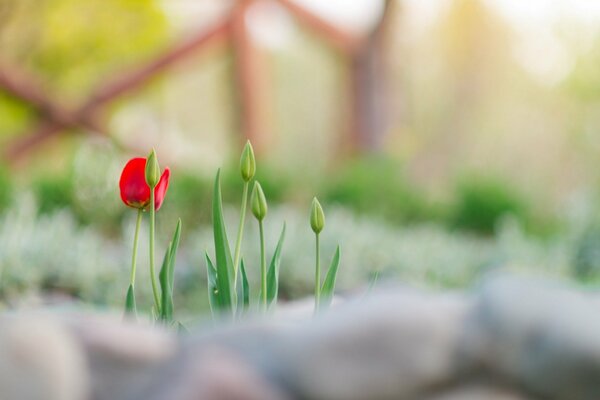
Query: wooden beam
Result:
<box><xmin>0</xmin><ymin>65</ymin><xmax>100</xmax><ymax>132</ymax></box>
<box><xmin>230</xmin><ymin>0</ymin><xmax>271</xmax><ymax>152</ymax></box>
<box><xmin>5</xmin><ymin>17</ymin><xmax>231</xmax><ymax>162</ymax></box>
<box><xmin>277</xmin><ymin>0</ymin><xmax>364</xmax><ymax>55</ymax></box>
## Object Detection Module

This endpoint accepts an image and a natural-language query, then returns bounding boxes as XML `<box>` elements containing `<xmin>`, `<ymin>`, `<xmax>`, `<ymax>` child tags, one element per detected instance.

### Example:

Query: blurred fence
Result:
<box><xmin>0</xmin><ymin>0</ymin><xmax>391</xmax><ymax>163</ymax></box>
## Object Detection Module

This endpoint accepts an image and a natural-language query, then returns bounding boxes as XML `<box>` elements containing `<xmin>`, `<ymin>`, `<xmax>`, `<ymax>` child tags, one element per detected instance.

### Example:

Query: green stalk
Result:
<box><xmin>233</xmin><ymin>180</ymin><xmax>249</xmax><ymax>289</ymax></box>
<box><xmin>314</xmin><ymin>233</ymin><xmax>321</xmax><ymax>313</ymax></box>
<box><xmin>149</xmin><ymin>190</ymin><xmax>161</xmax><ymax>314</ymax></box>
<box><xmin>259</xmin><ymin>219</ymin><xmax>267</xmax><ymax>310</ymax></box>
<box><xmin>130</xmin><ymin>209</ymin><xmax>143</xmax><ymax>287</ymax></box>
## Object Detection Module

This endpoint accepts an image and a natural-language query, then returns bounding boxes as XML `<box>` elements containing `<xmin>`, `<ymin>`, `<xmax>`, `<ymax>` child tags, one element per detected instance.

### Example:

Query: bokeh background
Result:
<box><xmin>1</xmin><ymin>0</ymin><xmax>600</xmax><ymax>320</ymax></box>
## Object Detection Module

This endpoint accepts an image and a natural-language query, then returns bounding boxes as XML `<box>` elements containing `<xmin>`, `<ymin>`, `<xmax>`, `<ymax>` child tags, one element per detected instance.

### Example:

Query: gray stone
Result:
<box><xmin>463</xmin><ymin>275</ymin><xmax>600</xmax><ymax>400</ymax></box>
<box><xmin>0</xmin><ymin>314</ymin><xmax>89</xmax><ymax>400</ymax></box>
<box><xmin>1</xmin><ymin>275</ymin><xmax>600</xmax><ymax>400</ymax></box>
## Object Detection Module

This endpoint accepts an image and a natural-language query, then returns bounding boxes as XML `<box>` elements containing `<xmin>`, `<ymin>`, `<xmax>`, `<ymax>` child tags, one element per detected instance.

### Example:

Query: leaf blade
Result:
<box><xmin>320</xmin><ymin>245</ymin><xmax>341</xmax><ymax>309</ymax></box>
<box><xmin>168</xmin><ymin>218</ymin><xmax>182</xmax><ymax>290</ymax></box>
<box><xmin>266</xmin><ymin>223</ymin><xmax>286</xmax><ymax>306</ymax></box>
<box><xmin>240</xmin><ymin>258</ymin><xmax>250</xmax><ymax>311</ymax></box>
<box><xmin>159</xmin><ymin>242</ymin><xmax>173</xmax><ymax>321</ymax></box>
<box><xmin>124</xmin><ymin>284</ymin><xmax>136</xmax><ymax>316</ymax></box>
<box><xmin>212</xmin><ymin>169</ymin><xmax>234</xmax><ymax>311</ymax></box>
<box><xmin>205</xmin><ymin>252</ymin><xmax>220</xmax><ymax>315</ymax></box>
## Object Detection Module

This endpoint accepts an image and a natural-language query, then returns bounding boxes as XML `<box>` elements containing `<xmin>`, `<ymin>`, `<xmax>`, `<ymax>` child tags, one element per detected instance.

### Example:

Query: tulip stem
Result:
<box><xmin>130</xmin><ymin>209</ymin><xmax>143</xmax><ymax>287</ymax></box>
<box><xmin>314</xmin><ymin>233</ymin><xmax>321</xmax><ymax>313</ymax></box>
<box><xmin>259</xmin><ymin>219</ymin><xmax>267</xmax><ymax>310</ymax></box>
<box><xmin>233</xmin><ymin>180</ymin><xmax>249</xmax><ymax>289</ymax></box>
<box><xmin>149</xmin><ymin>190</ymin><xmax>161</xmax><ymax>315</ymax></box>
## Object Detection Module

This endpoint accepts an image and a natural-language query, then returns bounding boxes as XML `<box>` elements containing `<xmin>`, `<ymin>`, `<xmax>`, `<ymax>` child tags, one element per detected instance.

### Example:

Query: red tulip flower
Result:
<box><xmin>119</xmin><ymin>157</ymin><xmax>170</xmax><ymax>211</ymax></box>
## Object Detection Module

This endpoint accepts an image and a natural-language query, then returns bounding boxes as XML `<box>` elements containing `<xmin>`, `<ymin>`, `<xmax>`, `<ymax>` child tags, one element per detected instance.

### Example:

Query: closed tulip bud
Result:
<box><xmin>251</xmin><ymin>181</ymin><xmax>267</xmax><ymax>221</ymax></box>
<box><xmin>310</xmin><ymin>197</ymin><xmax>325</xmax><ymax>234</ymax></box>
<box><xmin>240</xmin><ymin>141</ymin><xmax>256</xmax><ymax>182</ymax></box>
<box><xmin>145</xmin><ymin>149</ymin><xmax>160</xmax><ymax>188</ymax></box>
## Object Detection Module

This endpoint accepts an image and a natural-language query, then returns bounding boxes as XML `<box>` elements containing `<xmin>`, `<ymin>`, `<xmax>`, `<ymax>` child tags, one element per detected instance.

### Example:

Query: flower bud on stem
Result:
<box><xmin>146</xmin><ymin>149</ymin><xmax>161</xmax><ymax>315</ymax></box>
<box><xmin>251</xmin><ymin>182</ymin><xmax>268</xmax><ymax>310</ymax></box>
<box><xmin>233</xmin><ymin>141</ymin><xmax>255</xmax><ymax>290</ymax></box>
<box><xmin>310</xmin><ymin>198</ymin><xmax>325</xmax><ymax>313</ymax></box>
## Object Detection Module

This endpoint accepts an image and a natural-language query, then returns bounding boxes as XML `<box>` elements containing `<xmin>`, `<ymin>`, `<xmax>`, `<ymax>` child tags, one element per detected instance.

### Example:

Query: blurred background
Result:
<box><xmin>1</xmin><ymin>0</ymin><xmax>600</xmax><ymax>320</ymax></box>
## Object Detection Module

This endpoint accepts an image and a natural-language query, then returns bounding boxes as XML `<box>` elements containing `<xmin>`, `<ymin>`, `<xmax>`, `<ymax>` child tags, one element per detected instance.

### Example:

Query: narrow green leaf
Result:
<box><xmin>212</xmin><ymin>169</ymin><xmax>234</xmax><ymax>310</ymax></box>
<box><xmin>367</xmin><ymin>271</ymin><xmax>379</xmax><ymax>294</ymax></box>
<box><xmin>320</xmin><ymin>245</ymin><xmax>341</xmax><ymax>309</ymax></box>
<box><xmin>205</xmin><ymin>252</ymin><xmax>220</xmax><ymax>314</ymax></box>
<box><xmin>240</xmin><ymin>258</ymin><xmax>250</xmax><ymax>310</ymax></box>
<box><xmin>266</xmin><ymin>223</ymin><xmax>286</xmax><ymax>306</ymax></box>
<box><xmin>168</xmin><ymin>219</ymin><xmax>182</xmax><ymax>289</ymax></box>
<box><xmin>124</xmin><ymin>284</ymin><xmax>136</xmax><ymax>316</ymax></box>
<box><xmin>159</xmin><ymin>242</ymin><xmax>173</xmax><ymax>321</ymax></box>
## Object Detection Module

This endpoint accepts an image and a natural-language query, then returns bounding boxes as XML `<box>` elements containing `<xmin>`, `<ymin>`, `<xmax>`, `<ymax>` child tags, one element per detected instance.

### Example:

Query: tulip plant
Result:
<box><xmin>119</xmin><ymin>142</ymin><xmax>341</xmax><ymax>323</ymax></box>
<box><xmin>119</xmin><ymin>150</ymin><xmax>181</xmax><ymax>323</ymax></box>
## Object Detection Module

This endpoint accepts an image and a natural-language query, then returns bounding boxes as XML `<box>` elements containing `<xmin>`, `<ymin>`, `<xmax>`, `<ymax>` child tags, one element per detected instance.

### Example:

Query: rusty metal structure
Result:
<box><xmin>0</xmin><ymin>0</ymin><xmax>391</xmax><ymax>162</ymax></box>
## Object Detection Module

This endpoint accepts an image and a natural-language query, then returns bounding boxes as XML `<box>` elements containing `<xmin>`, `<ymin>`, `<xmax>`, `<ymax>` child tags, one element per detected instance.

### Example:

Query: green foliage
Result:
<box><xmin>0</xmin><ymin>166</ymin><xmax>13</xmax><ymax>213</ymax></box>
<box><xmin>161</xmin><ymin>171</ymin><xmax>211</xmax><ymax>227</ymax></box>
<box><xmin>0</xmin><ymin>0</ymin><xmax>167</xmax><ymax>97</ymax></box>
<box><xmin>205</xmin><ymin>253</ymin><xmax>219</xmax><ymax>313</ymax></box>
<box><xmin>238</xmin><ymin>259</ymin><xmax>250</xmax><ymax>312</ymax></box>
<box><xmin>449</xmin><ymin>176</ymin><xmax>529</xmax><ymax>234</ymax></box>
<box><xmin>211</xmin><ymin>170</ymin><xmax>235</xmax><ymax>312</ymax></box>
<box><xmin>125</xmin><ymin>284</ymin><xmax>136</xmax><ymax>315</ymax></box>
<box><xmin>322</xmin><ymin>157</ymin><xmax>436</xmax><ymax>224</ymax></box>
<box><xmin>222</xmin><ymin>163</ymin><xmax>290</xmax><ymax>205</ymax></box>
<box><xmin>266</xmin><ymin>224</ymin><xmax>286</xmax><ymax>307</ymax></box>
<box><xmin>33</xmin><ymin>174</ymin><xmax>73</xmax><ymax>215</ymax></box>
<box><xmin>159</xmin><ymin>219</ymin><xmax>181</xmax><ymax>322</ymax></box>
<box><xmin>0</xmin><ymin>93</ymin><xmax>36</xmax><ymax>139</ymax></box>
<box><xmin>573</xmin><ymin>226</ymin><xmax>600</xmax><ymax>280</ymax></box>
<box><xmin>320</xmin><ymin>245</ymin><xmax>341</xmax><ymax>310</ymax></box>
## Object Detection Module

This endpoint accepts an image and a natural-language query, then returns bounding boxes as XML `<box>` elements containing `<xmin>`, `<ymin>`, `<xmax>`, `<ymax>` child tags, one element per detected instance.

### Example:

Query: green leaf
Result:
<box><xmin>240</xmin><ymin>258</ymin><xmax>250</xmax><ymax>311</ymax></box>
<box><xmin>168</xmin><ymin>219</ymin><xmax>182</xmax><ymax>289</ymax></box>
<box><xmin>320</xmin><ymin>245</ymin><xmax>341</xmax><ymax>309</ymax></box>
<box><xmin>212</xmin><ymin>169</ymin><xmax>234</xmax><ymax>311</ymax></box>
<box><xmin>266</xmin><ymin>223</ymin><xmax>286</xmax><ymax>306</ymax></box>
<box><xmin>159</xmin><ymin>219</ymin><xmax>182</xmax><ymax>323</ymax></box>
<box><xmin>367</xmin><ymin>271</ymin><xmax>379</xmax><ymax>294</ymax></box>
<box><xmin>205</xmin><ymin>252</ymin><xmax>220</xmax><ymax>315</ymax></box>
<box><xmin>159</xmin><ymin>242</ymin><xmax>173</xmax><ymax>321</ymax></box>
<box><xmin>124</xmin><ymin>284</ymin><xmax>136</xmax><ymax>316</ymax></box>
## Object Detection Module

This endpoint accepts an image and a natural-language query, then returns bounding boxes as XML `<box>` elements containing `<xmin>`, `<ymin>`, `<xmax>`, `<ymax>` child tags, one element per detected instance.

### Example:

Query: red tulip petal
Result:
<box><xmin>154</xmin><ymin>167</ymin><xmax>170</xmax><ymax>211</ymax></box>
<box><xmin>119</xmin><ymin>158</ymin><xmax>151</xmax><ymax>209</ymax></box>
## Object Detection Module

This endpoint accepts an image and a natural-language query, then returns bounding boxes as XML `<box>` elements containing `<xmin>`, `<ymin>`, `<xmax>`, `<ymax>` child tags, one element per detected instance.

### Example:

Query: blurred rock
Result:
<box><xmin>1</xmin><ymin>275</ymin><xmax>600</xmax><ymax>399</ymax></box>
<box><xmin>463</xmin><ymin>275</ymin><xmax>600</xmax><ymax>400</ymax></box>
<box><xmin>0</xmin><ymin>314</ymin><xmax>88</xmax><ymax>400</ymax></box>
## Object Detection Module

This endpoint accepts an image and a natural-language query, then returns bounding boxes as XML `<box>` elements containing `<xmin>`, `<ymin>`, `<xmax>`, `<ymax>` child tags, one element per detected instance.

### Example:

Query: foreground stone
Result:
<box><xmin>0</xmin><ymin>275</ymin><xmax>599</xmax><ymax>400</ymax></box>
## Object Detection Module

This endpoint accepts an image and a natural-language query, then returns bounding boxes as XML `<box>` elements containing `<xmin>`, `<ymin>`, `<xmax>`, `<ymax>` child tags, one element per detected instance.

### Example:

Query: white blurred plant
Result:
<box><xmin>0</xmin><ymin>196</ymin><xmax>579</xmax><ymax>312</ymax></box>
<box><xmin>190</xmin><ymin>205</ymin><xmax>575</xmax><ymax>301</ymax></box>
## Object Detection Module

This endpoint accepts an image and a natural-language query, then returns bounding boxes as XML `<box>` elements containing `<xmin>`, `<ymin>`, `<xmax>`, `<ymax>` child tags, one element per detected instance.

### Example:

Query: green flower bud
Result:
<box><xmin>251</xmin><ymin>181</ymin><xmax>267</xmax><ymax>221</ymax></box>
<box><xmin>240</xmin><ymin>141</ymin><xmax>256</xmax><ymax>182</ymax></box>
<box><xmin>310</xmin><ymin>197</ymin><xmax>325</xmax><ymax>234</ymax></box>
<box><xmin>145</xmin><ymin>149</ymin><xmax>160</xmax><ymax>188</ymax></box>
